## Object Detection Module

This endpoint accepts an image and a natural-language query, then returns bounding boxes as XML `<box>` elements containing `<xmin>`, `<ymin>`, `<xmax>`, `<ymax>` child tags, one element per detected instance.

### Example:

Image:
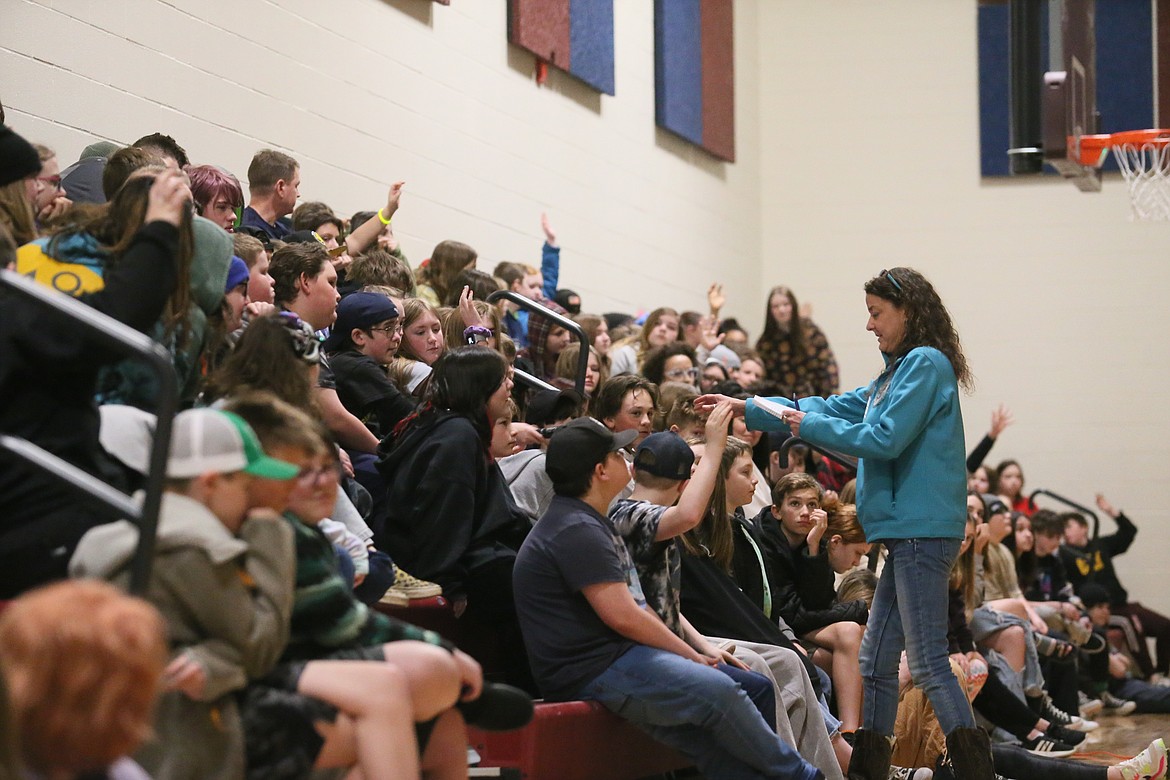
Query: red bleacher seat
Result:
<box><xmin>376</xmin><ymin>598</ymin><xmax>694</xmax><ymax>779</ymax></box>
<box><xmin>469</xmin><ymin>700</ymin><xmax>690</xmax><ymax>780</ymax></box>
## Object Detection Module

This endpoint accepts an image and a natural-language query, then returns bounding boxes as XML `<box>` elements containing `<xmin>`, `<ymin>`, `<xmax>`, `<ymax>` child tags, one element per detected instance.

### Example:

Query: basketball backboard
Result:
<box><xmin>1042</xmin><ymin>0</ymin><xmax>1101</xmax><ymax>190</ymax></box>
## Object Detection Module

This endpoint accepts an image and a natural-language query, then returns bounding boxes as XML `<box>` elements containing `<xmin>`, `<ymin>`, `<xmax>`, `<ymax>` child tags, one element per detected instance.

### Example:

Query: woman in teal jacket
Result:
<box><xmin>699</xmin><ymin>267</ymin><xmax>991</xmax><ymax>780</ymax></box>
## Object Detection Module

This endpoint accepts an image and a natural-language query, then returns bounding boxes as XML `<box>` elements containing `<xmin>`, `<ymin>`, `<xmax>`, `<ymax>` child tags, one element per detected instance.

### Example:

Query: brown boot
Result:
<box><xmin>847</xmin><ymin>729</ymin><xmax>892</xmax><ymax>780</ymax></box>
<box><xmin>943</xmin><ymin>726</ymin><xmax>995</xmax><ymax>780</ymax></box>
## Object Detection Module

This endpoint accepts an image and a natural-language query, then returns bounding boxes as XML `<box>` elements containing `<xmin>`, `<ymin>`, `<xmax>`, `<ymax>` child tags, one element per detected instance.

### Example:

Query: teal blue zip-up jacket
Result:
<box><xmin>745</xmin><ymin>346</ymin><xmax>966</xmax><ymax>543</ymax></box>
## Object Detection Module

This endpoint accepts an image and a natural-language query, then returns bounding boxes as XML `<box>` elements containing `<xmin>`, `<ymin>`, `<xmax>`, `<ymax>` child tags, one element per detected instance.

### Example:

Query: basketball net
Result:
<box><xmin>1077</xmin><ymin>130</ymin><xmax>1170</xmax><ymax>221</ymax></box>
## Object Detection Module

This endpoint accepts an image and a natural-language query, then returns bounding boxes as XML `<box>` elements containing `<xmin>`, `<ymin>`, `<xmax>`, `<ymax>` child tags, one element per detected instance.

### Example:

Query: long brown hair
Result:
<box><xmin>0</xmin><ymin>180</ymin><xmax>36</xmax><ymax>245</ymax></box>
<box><xmin>680</xmin><ymin>436</ymin><xmax>752</xmax><ymax>572</ymax></box>
<box><xmin>864</xmin><ymin>267</ymin><xmax>971</xmax><ymax>391</ymax></box>
<box><xmin>756</xmin><ymin>285</ymin><xmax>804</xmax><ymax>354</ymax></box>
<box><xmin>203</xmin><ymin>314</ymin><xmax>318</xmax><ymax>413</ymax></box>
<box><xmin>52</xmin><ymin>173</ymin><xmax>194</xmax><ymax>343</ymax></box>
<box><xmin>416</xmin><ymin>239</ymin><xmax>476</xmax><ymax>303</ymax></box>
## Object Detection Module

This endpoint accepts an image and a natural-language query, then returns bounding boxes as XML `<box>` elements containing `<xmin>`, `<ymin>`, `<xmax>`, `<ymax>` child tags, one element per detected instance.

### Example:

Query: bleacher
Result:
<box><xmin>375</xmin><ymin>597</ymin><xmax>692</xmax><ymax>779</ymax></box>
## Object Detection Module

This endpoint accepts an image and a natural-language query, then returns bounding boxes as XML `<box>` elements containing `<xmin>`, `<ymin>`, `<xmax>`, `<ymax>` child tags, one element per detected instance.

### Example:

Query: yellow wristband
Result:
<box><xmin>377</xmin><ymin>207</ymin><xmax>392</xmax><ymax>226</ymax></box>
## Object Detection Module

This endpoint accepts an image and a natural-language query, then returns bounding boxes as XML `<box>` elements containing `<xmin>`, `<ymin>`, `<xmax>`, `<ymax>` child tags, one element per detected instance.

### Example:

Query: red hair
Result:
<box><xmin>0</xmin><ymin>580</ymin><xmax>167</xmax><ymax>773</ymax></box>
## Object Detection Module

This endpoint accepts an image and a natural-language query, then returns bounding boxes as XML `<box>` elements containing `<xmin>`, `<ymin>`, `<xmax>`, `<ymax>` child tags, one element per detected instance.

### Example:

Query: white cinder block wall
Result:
<box><xmin>6</xmin><ymin>0</ymin><xmax>1169</xmax><ymax>612</ymax></box>
<box><xmin>1</xmin><ymin>0</ymin><xmax>761</xmax><ymax>316</ymax></box>
<box><xmin>759</xmin><ymin>3</ymin><xmax>1170</xmax><ymax>614</ymax></box>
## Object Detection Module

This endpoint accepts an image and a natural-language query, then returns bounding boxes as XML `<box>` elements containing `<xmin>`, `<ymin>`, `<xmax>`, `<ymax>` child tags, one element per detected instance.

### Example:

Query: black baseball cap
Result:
<box><xmin>633</xmin><ymin>432</ymin><xmax>694</xmax><ymax>481</ymax></box>
<box><xmin>983</xmin><ymin>494</ymin><xmax>1009</xmax><ymax>516</ymax></box>
<box><xmin>525</xmin><ymin>388</ymin><xmax>583</xmax><ymax>427</ymax></box>
<box><xmin>545</xmin><ymin>418</ymin><xmax>636</xmax><ymax>483</ymax></box>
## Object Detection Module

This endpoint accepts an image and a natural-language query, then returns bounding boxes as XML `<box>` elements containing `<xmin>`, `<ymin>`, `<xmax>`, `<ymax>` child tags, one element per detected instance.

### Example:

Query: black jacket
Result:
<box><xmin>1059</xmin><ymin>512</ymin><xmax>1137</xmax><ymax>606</ymax></box>
<box><xmin>0</xmin><ymin>222</ymin><xmax>178</xmax><ymax>594</ymax></box>
<box><xmin>375</xmin><ymin>410</ymin><xmax>527</xmax><ymax>598</ymax></box>
<box><xmin>745</xmin><ymin>506</ymin><xmax>867</xmax><ymax>636</ymax></box>
<box><xmin>677</xmin><ymin>540</ymin><xmax>823</xmax><ymax>700</ymax></box>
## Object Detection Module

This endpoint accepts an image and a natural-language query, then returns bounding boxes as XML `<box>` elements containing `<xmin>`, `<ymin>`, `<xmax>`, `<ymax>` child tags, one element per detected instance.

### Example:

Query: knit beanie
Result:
<box><xmin>0</xmin><ymin>125</ymin><xmax>40</xmax><ymax>187</ymax></box>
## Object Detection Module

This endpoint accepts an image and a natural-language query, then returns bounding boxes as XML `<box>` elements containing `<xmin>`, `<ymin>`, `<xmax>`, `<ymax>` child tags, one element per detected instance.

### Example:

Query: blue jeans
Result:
<box><xmin>861</xmin><ymin>537</ymin><xmax>975</xmax><ymax>736</ymax></box>
<box><xmin>579</xmin><ymin>645</ymin><xmax>821</xmax><ymax>780</ymax></box>
<box><xmin>720</xmin><ymin>663</ymin><xmax>778</xmax><ymax>732</ymax></box>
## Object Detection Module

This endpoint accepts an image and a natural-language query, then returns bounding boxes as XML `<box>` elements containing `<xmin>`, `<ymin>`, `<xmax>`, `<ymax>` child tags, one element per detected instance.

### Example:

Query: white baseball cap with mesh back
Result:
<box><xmin>167</xmin><ymin>409</ymin><xmax>299</xmax><ymax>480</ymax></box>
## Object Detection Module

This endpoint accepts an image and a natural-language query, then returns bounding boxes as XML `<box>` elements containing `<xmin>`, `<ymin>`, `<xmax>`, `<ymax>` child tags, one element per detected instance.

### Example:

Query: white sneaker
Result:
<box><xmin>1115</xmin><ymin>738</ymin><xmax>1168</xmax><ymax>780</ymax></box>
<box><xmin>888</xmin><ymin>766</ymin><xmax>933</xmax><ymax>780</ymax></box>
<box><xmin>1079</xmin><ymin>690</ymin><xmax>1104</xmax><ymax>718</ymax></box>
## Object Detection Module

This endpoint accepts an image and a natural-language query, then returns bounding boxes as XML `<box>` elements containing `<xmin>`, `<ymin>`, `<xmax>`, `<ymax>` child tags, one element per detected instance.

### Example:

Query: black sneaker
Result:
<box><xmin>1030</xmin><ymin>692</ymin><xmax>1087</xmax><ymax>730</ymax></box>
<box><xmin>1044</xmin><ymin>722</ymin><xmax>1086</xmax><ymax>746</ymax></box>
<box><xmin>1021</xmin><ymin>734</ymin><xmax>1076</xmax><ymax>758</ymax></box>
<box><xmin>456</xmin><ymin>682</ymin><xmax>534</xmax><ymax>731</ymax></box>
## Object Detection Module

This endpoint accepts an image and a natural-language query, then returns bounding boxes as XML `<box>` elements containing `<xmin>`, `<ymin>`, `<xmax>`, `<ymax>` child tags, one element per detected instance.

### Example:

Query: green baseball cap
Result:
<box><xmin>167</xmin><ymin>409</ymin><xmax>299</xmax><ymax>480</ymax></box>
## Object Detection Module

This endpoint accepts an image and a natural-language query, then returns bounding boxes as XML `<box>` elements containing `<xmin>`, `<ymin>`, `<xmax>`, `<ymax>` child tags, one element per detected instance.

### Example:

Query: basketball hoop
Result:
<box><xmin>1074</xmin><ymin>130</ymin><xmax>1170</xmax><ymax>220</ymax></box>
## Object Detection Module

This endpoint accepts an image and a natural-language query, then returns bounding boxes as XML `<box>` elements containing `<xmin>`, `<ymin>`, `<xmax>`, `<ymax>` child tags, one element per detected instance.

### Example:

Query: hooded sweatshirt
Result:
<box><xmin>375</xmin><ymin>409</ymin><xmax>528</xmax><ymax>598</ymax></box>
<box><xmin>70</xmin><ymin>492</ymin><xmax>294</xmax><ymax>780</ymax></box>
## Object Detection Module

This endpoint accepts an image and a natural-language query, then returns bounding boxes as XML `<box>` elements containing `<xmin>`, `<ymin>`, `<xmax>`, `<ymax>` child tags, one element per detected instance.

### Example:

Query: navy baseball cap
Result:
<box><xmin>323</xmin><ymin>291</ymin><xmax>399</xmax><ymax>352</ymax></box>
<box><xmin>633</xmin><ymin>432</ymin><xmax>695</xmax><ymax>481</ymax></box>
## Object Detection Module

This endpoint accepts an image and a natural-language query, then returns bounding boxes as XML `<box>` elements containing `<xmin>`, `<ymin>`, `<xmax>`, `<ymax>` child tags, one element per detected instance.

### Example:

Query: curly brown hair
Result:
<box><xmin>864</xmin><ymin>267</ymin><xmax>971</xmax><ymax>391</ymax></box>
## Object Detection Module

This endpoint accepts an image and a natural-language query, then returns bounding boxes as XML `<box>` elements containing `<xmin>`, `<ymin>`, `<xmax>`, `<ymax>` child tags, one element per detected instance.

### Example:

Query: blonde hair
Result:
<box><xmin>0</xmin><ymin>580</ymin><xmax>167</xmax><ymax>774</ymax></box>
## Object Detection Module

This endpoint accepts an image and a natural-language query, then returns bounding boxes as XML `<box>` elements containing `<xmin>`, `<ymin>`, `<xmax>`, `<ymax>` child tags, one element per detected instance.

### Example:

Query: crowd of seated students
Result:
<box><xmin>3</xmin><ymin>110</ymin><xmax>1170</xmax><ymax>780</ymax></box>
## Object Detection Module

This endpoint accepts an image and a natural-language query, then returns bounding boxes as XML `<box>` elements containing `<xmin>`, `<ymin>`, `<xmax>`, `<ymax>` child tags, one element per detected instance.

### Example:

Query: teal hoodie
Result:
<box><xmin>746</xmin><ymin>346</ymin><xmax>966</xmax><ymax>543</ymax></box>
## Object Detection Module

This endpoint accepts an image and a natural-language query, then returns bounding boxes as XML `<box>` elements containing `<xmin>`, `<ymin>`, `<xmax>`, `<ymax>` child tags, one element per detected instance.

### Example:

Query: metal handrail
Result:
<box><xmin>1028</xmin><ymin>489</ymin><xmax>1101</xmax><ymax>539</ymax></box>
<box><xmin>487</xmin><ymin>290</ymin><xmax>588</xmax><ymax>395</ymax></box>
<box><xmin>0</xmin><ymin>269</ymin><xmax>177</xmax><ymax>594</ymax></box>
<box><xmin>779</xmin><ymin>436</ymin><xmax>858</xmax><ymax>472</ymax></box>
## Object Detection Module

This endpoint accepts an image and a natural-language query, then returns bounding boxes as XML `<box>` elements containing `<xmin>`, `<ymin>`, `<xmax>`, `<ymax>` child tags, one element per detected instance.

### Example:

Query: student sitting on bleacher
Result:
<box><xmin>377</xmin><ymin>345</ymin><xmax>535</xmax><ymax>692</ymax></box>
<box><xmin>0</xmin><ymin>169</ymin><xmax>187</xmax><ymax>597</ymax></box>
<box><xmin>71</xmin><ymin>407</ymin><xmax>476</xmax><ymax>780</ymax></box>
<box><xmin>513</xmin><ymin>417</ymin><xmax>824</xmax><ymax>780</ymax></box>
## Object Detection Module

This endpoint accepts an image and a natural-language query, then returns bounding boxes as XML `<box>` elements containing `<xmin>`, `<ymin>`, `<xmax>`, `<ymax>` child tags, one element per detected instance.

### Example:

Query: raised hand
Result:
<box><xmin>699</xmin><ymin>315</ymin><xmax>724</xmax><ymax>352</ymax></box>
<box><xmin>458</xmin><ymin>285</ymin><xmax>487</xmax><ymax>328</ymax></box>
<box><xmin>707</xmin><ymin>283</ymin><xmax>725</xmax><ymax>316</ymax></box>
<box><xmin>1095</xmin><ymin>493</ymin><xmax>1119</xmax><ymax>519</ymax></box>
<box><xmin>704</xmin><ymin>401</ymin><xmax>734</xmax><ymax>453</ymax></box>
<box><xmin>541</xmin><ymin>211</ymin><xmax>558</xmax><ymax>247</ymax></box>
<box><xmin>385</xmin><ymin>181</ymin><xmax>405</xmax><ymax>215</ymax></box>
<box><xmin>145</xmin><ymin>168</ymin><xmax>191</xmax><ymax>227</ymax></box>
<box><xmin>989</xmin><ymin>404</ymin><xmax>1015</xmax><ymax>439</ymax></box>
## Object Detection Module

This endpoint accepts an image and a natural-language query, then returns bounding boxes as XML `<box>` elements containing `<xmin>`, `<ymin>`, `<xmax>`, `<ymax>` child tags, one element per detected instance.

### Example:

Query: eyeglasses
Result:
<box><xmin>665</xmin><ymin>367</ymin><xmax>699</xmax><ymax>380</ymax></box>
<box><xmin>296</xmin><ymin>463</ymin><xmax>344</xmax><ymax>486</ymax></box>
<box><xmin>367</xmin><ymin>324</ymin><xmax>400</xmax><ymax>336</ymax></box>
<box><xmin>36</xmin><ymin>175</ymin><xmax>62</xmax><ymax>189</ymax></box>
<box><xmin>879</xmin><ymin>269</ymin><xmax>903</xmax><ymax>292</ymax></box>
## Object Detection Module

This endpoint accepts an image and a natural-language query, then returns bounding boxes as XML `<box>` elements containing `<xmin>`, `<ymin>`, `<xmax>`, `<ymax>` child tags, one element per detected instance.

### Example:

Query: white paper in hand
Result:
<box><xmin>751</xmin><ymin>396</ymin><xmax>791</xmax><ymax>422</ymax></box>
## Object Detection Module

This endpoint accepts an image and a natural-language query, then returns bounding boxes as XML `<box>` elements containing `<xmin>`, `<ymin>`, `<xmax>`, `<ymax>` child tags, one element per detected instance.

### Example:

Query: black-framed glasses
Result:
<box><xmin>879</xmin><ymin>269</ymin><xmax>903</xmax><ymax>291</ymax></box>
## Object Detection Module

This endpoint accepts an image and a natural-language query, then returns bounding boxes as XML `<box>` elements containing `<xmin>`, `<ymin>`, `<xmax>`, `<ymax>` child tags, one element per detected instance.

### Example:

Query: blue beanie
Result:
<box><xmin>224</xmin><ymin>256</ymin><xmax>249</xmax><ymax>293</ymax></box>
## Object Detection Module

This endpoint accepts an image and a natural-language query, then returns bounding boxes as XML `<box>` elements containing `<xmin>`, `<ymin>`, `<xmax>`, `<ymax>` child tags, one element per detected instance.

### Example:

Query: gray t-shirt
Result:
<box><xmin>609</xmin><ymin>498</ymin><xmax>682</xmax><ymax>637</ymax></box>
<box><xmin>513</xmin><ymin>495</ymin><xmax>641</xmax><ymax>701</ymax></box>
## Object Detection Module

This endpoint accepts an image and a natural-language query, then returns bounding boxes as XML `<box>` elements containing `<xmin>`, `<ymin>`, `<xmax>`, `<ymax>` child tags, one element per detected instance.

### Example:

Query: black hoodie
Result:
<box><xmin>375</xmin><ymin>409</ymin><xmax>527</xmax><ymax>598</ymax></box>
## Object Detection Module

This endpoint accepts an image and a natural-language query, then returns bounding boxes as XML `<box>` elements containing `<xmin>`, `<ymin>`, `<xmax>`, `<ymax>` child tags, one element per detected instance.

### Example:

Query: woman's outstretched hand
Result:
<box><xmin>694</xmin><ymin>394</ymin><xmax>746</xmax><ymax>417</ymax></box>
